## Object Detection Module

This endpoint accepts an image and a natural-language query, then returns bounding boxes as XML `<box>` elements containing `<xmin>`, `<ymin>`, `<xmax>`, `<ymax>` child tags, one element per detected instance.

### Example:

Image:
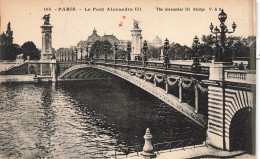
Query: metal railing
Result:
<box><xmin>111</xmin><ymin>137</ymin><xmax>205</xmax><ymax>158</ymax></box>
<box><xmin>91</xmin><ymin>58</ymin><xmax>210</xmax><ymax>75</ymax></box>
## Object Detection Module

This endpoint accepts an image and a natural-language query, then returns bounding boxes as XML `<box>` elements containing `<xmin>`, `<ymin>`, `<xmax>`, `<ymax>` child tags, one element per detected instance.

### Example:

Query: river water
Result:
<box><xmin>0</xmin><ymin>77</ymin><xmax>204</xmax><ymax>158</ymax></box>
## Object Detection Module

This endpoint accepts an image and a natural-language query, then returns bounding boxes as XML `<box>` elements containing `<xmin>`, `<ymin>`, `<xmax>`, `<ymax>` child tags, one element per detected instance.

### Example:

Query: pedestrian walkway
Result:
<box><xmin>123</xmin><ymin>145</ymin><xmax>255</xmax><ymax>159</ymax></box>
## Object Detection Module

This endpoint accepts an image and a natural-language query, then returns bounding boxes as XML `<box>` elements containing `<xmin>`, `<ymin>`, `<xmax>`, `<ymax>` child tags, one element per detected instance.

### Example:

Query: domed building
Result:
<box><xmin>101</xmin><ymin>34</ymin><xmax>119</xmax><ymax>45</ymax></box>
<box><xmin>86</xmin><ymin>28</ymin><xmax>101</xmax><ymax>44</ymax></box>
<box><xmin>63</xmin><ymin>28</ymin><xmax>129</xmax><ymax>61</ymax></box>
<box><xmin>76</xmin><ymin>28</ymin><xmax>120</xmax><ymax>48</ymax></box>
<box><xmin>152</xmin><ymin>36</ymin><xmax>162</xmax><ymax>47</ymax></box>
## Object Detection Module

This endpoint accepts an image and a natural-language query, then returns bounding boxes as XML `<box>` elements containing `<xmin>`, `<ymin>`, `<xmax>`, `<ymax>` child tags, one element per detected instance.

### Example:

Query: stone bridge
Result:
<box><xmin>59</xmin><ymin>62</ymin><xmax>208</xmax><ymax>128</ymax></box>
<box><xmin>58</xmin><ymin>59</ymin><xmax>256</xmax><ymax>152</ymax></box>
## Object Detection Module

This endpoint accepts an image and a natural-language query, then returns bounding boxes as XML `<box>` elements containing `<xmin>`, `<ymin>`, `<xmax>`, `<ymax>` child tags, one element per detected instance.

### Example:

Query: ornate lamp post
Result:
<box><xmin>61</xmin><ymin>52</ymin><xmax>64</xmax><ymax>62</ymax></box>
<box><xmin>71</xmin><ymin>49</ymin><xmax>74</xmax><ymax>62</ymax></box>
<box><xmin>143</xmin><ymin>40</ymin><xmax>148</xmax><ymax>66</ymax></box>
<box><xmin>104</xmin><ymin>44</ymin><xmax>107</xmax><ymax>62</ymax></box>
<box><xmin>174</xmin><ymin>50</ymin><xmax>177</xmax><ymax>60</ymax></box>
<box><xmin>209</xmin><ymin>9</ymin><xmax>237</xmax><ymax>63</ymax></box>
<box><xmin>127</xmin><ymin>42</ymin><xmax>131</xmax><ymax>65</ymax></box>
<box><xmin>163</xmin><ymin>38</ymin><xmax>170</xmax><ymax>69</ymax></box>
<box><xmin>192</xmin><ymin>36</ymin><xmax>201</xmax><ymax>71</ymax></box>
<box><xmin>75</xmin><ymin>48</ymin><xmax>78</xmax><ymax>62</ymax></box>
<box><xmin>68</xmin><ymin>51</ymin><xmax>70</xmax><ymax>62</ymax></box>
<box><xmin>85</xmin><ymin>46</ymin><xmax>88</xmax><ymax>59</ymax></box>
<box><xmin>158</xmin><ymin>50</ymin><xmax>160</xmax><ymax>61</ymax></box>
<box><xmin>64</xmin><ymin>51</ymin><xmax>67</xmax><ymax>62</ymax></box>
<box><xmin>96</xmin><ymin>46</ymin><xmax>99</xmax><ymax>58</ymax></box>
<box><xmin>80</xmin><ymin>47</ymin><xmax>83</xmax><ymax>61</ymax></box>
<box><xmin>114</xmin><ymin>43</ymin><xmax>118</xmax><ymax>64</ymax></box>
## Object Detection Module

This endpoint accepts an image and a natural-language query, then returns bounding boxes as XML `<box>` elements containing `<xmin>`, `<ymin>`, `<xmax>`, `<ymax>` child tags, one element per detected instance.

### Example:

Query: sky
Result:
<box><xmin>0</xmin><ymin>0</ymin><xmax>256</xmax><ymax>50</ymax></box>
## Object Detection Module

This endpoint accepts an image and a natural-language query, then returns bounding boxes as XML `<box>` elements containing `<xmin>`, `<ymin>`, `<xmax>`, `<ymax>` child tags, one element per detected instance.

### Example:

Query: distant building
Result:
<box><xmin>57</xmin><ymin>28</ymin><xmax>129</xmax><ymax>61</ymax></box>
<box><xmin>101</xmin><ymin>34</ymin><xmax>119</xmax><ymax>45</ymax></box>
<box><xmin>0</xmin><ymin>22</ymin><xmax>13</xmax><ymax>46</ymax></box>
<box><xmin>118</xmin><ymin>40</ymin><xmax>130</xmax><ymax>51</ymax></box>
<box><xmin>76</xmin><ymin>28</ymin><xmax>120</xmax><ymax>48</ymax></box>
<box><xmin>74</xmin><ymin>28</ymin><xmax>128</xmax><ymax>58</ymax></box>
<box><xmin>151</xmin><ymin>36</ymin><xmax>162</xmax><ymax>47</ymax></box>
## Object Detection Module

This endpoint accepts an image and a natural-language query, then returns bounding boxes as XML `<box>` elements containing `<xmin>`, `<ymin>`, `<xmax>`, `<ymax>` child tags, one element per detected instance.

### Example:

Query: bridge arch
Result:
<box><xmin>58</xmin><ymin>64</ymin><xmax>207</xmax><ymax>128</ymax></box>
<box><xmin>59</xmin><ymin>64</ymin><xmax>115</xmax><ymax>79</ymax></box>
<box><xmin>225</xmin><ymin>89</ymin><xmax>254</xmax><ymax>153</ymax></box>
<box><xmin>229</xmin><ymin>107</ymin><xmax>253</xmax><ymax>154</ymax></box>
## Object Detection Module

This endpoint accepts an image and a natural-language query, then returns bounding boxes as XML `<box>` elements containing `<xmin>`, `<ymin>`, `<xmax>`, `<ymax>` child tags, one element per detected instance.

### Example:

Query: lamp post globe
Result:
<box><xmin>218</xmin><ymin>9</ymin><xmax>227</xmax><ymax>23</ymax></box>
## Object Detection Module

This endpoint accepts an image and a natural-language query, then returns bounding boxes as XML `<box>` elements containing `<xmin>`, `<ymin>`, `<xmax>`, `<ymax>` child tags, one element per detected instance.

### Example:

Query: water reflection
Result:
<box><xmin>0</xmin><ymin>78</ymin><xmax>204</xmax><ymax>158</ymax></box>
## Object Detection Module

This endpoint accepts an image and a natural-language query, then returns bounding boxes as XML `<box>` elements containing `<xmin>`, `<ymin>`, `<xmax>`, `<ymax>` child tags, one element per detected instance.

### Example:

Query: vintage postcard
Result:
<box><xmin>0</xmin><ymin>0</ymin><xmax>256</xmax><ymax>158</ymax></box>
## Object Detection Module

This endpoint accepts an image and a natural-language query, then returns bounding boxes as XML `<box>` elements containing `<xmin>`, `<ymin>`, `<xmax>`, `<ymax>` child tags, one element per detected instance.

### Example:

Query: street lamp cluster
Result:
<box><xmin>210</xmin><ymin>9</ymin><xmax>236</xmax><ymax>62</ymax></box>
<box><xmin>59</xmin><ymin>47</ymin><xmax>90</xmax><ymax>62</ymax></box>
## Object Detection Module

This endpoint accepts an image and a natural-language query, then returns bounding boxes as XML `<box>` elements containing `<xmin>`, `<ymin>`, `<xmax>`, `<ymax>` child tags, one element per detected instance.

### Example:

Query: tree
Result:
<box><xmin>21</xmin><ymin>41</ymin><xmax>40</xmax><ymax>60</ymax></box>
<box><xmin>147</xmin><ymin>45</ymin><xmax>162</xmax><ymax>59</ymax></box>
<box><xmin>90</xmin><ymin>40</ymin><xmax>113</xmax><ymax>58</ymax></box>
<box><xmin>0</xmin><ymin>44</ymin><xmax>21</xmax><ymax>60</ymax></box>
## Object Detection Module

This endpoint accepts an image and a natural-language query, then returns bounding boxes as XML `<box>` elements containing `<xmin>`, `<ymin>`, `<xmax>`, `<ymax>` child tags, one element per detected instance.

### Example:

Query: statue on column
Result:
<box><xmin>133</xmin><ymin>19</ymin><xmax>141</xmax><ymax>29</ymax></box>
<box><xmin>42</xmin><ymin>14</ymin><xmax>50</xmax><ymax>25</ymax></box>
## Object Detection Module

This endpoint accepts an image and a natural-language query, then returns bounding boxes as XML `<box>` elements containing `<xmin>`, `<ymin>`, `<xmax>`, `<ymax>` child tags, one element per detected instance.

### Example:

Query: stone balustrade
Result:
<box><xmin>225</xmin><ymin>70</ymin><xmax>256</xmax><ymax>85</ymax></box>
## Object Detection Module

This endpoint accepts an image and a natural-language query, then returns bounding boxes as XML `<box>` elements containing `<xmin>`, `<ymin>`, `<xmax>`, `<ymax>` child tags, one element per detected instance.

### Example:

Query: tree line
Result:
<box><xmin>0</xmin><ymin>41</ymin><xmax>41</xmax><ymax>60</ymax></box>
<box><xmin>0</xmin><ymin>35</ymin><xmax>255</xmax><ymax>62</ymax></box>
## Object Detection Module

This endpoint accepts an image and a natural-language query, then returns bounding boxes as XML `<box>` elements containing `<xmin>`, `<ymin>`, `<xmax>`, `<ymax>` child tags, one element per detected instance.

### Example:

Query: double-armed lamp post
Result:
<box><xmin>192</xmin><ymin>36</ymin><xmax>201</xmax><ymax>71</ymax></box>
<box><xmin>163</xmin><ymin>38</ymin><xmax>170</xmax><ymax>69</ymax></box>
<box><xmin>127</xmin><ymin>42</ymin><xmax>131</xmax><ymax>65</ymax></box>
<box><xmin>143</xmin><ymin>40</ymin><xmax>148</xmax><ymax>66</ymax></box>
<box><xmin>210</xmin><ymin>9</ymin><xmax>237</xmax><ymax>63</ymax></box>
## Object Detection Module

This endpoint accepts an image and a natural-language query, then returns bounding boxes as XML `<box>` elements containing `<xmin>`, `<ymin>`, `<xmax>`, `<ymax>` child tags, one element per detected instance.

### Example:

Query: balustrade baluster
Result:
<box><xmin>154</xmin><ymin>78</ymin><xmax>157</xmax><ymax>87</ymax></box>
<box><xmin>165</xmin><ymin>80</ymin><xmax>169</xmax><ymax>94</ymax></box>
<box><xmin>179</xmin><ymin>78</ymin><xmax>182</xmax><ymax>102</ymax></box>
<box><xmin>194</xmin><ymin>81</ymin><xmax>199</xmax><ymax>113</ymax></box>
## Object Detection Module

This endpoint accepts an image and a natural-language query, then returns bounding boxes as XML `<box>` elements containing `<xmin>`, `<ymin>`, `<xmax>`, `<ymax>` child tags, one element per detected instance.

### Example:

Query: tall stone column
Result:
<box><xmin>130</xmin><ymin>20</ymin><xmax>142</xmax><ymax>60</ymax></box>
<box><xmin>40</xmin><ymin>14</ymin><xmax>56</xmax><ymax>80</ymax></box>
<box><xmin>40</xmin><ymin>14</ymin><xmax>53</xmax><ymax>61</ymax></box>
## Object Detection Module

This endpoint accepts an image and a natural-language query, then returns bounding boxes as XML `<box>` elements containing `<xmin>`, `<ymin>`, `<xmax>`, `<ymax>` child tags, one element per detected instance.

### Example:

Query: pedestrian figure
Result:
<box><xmin>238</xmin><ymin>62</ymin><xmax>245</xmax><ymax>70</ymax></box>
<box><xmin>234</xmin><ymin>63</ymin><xmax>239</xmax><ymax>70</ymax></box>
